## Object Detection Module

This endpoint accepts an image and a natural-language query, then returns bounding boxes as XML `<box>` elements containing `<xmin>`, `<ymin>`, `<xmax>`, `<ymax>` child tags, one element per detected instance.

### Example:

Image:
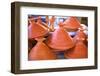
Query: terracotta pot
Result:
<box><xmin>73</xmin><ymin>28</ymin><xmax>87</xmax><ymax>44</ymax></box>
<box><xmin>63</xmin><ymin>17</ymin><xmax>81</xmax><ymax>31</ymax></box>
<box><xmin>28</xmin><ymin>18</ymin><xmax>48</xmax><ymax>39</ymax></box>
<box><xmin>64</xmin><ymin>40</ymin><xmax>88</xmax><ymax>59</ymax></box>
<box><xmin>45</xmin><ymin>22</ymin><xmax>74</xmax><ymax>51</ymax></box>
<box><xmin>80</xmin><ymin>24</ymin><xmax>88</xmax><ymax>35</ymax></box>
<box><xmin>28</xmin><ymin>38</ymin><xmax>57</xmax><ymax>60</ymax></box>
<box><xmin>37</xmin><ymin>16</ymin><xmax>52</xmax><ymax>31</ymax></box>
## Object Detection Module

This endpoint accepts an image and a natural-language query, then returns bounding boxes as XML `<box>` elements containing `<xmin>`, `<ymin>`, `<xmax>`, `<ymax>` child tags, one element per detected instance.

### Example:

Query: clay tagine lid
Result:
<box><xmin>28</xmin><ymin>38</ymin><xmax>57</xmax><ymax>60</ymax></box>
<box><xmin>73</xmin><ymin>28</ymin><xmax>87</xmax><ymax>42</ymax></box>
<box><xmin>46</xmin><ymin>22</ymin><xmax>74</xmax><ymax>51</ymax></box>
<box><xmin>63</xmin><ymin>17</ymin><xmax>81</xmax><ymax>31</ymax></box>
<box><xmin>28</xmin><ymin>17</ymin><xmax>48</xmax><ymax>39</ymax></box>
<box><xmin>64</xmin><ymin>40</ymin><xmax>88</xmax><ymax>58</ymax></box>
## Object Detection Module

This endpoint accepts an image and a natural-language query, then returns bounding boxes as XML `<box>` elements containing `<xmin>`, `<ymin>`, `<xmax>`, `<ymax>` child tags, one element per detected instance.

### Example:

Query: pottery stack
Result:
<box><xmin>28</xmin><ymin>16</ymin><xmax>88</xmax><ymax>60</ymax></box>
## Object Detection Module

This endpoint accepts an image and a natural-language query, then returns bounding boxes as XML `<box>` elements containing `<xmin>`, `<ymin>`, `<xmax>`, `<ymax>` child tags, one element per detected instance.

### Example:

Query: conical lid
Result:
<box><xmin>28</xmin><ymin>18</ymin><xmax>48</xmax><ymax>39</ymax></box>
<box><xmin>73</xmin><ymin>28</ymin><xmax>87</xmax><ymax>42</ymax></box>
<box><xmin>64</xmin><ymin>41</ymin><xmax>88</xmax><ymax>58</ymax></box>
<box><xmin>63</xmin><ymin>17</ymin><xmax>81</xmax><ymax>31</ymax></box>
<box><xmin>36</xmin><ymin>16</ymin><xmax>51</xmax><ymax>31</ymax></box>
<box><xmin>46</xmin><ymin>22</ymin><xmax>74</xmax><ymax>51</ymax></box>
<box><xmin>28</xmin><ymin>38</ymin><xmax>57</xmax><ymax>60</ymax></box>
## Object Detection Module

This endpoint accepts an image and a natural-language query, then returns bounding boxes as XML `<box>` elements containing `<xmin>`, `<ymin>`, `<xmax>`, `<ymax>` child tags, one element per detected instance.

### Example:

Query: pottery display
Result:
<box><xmin>28</xmin><ymin>16</ymin><xmax>88</xmax><ymax>60</ymax></box>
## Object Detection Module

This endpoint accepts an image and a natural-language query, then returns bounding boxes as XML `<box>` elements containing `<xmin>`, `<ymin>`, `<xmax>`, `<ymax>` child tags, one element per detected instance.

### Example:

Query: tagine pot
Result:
<box><xmin>45</xmin><ymin>22</ymin><xmax>74</xmax><ymax>51</ymax></box>
<box><xmin>28</xmin><ymin>18</ymin><xmax>48</xmax><ymax>39</ymax></box>
<box><xmin>28</xmin><ymin>38</ymin><xmax>57</xmax><ymax>60</ymax></box>
<box><xmin>64</xmin><ymin>40</ymin><xmax>88</xmax><ymax>59</ymax></box>
<box><xmin>63</xmin><ymin>17</ymin><xmax>81</xmax><ymax>31</ymax></box>
<box><xmin>73</xmin><ymin>28</ymin><xmax>87</xmax><ymax>44</ymax></box>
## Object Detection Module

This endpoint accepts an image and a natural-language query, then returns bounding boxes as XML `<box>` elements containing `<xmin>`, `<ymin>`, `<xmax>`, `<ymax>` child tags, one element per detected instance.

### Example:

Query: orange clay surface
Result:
<box><xmin>64</xmin><ymin>41</ymin><xmax>88</xmax><ymax>58</ymax></box>
<box><xmin>63</xmin><ymin>17</ymin><xmax>81</xmax><ymax>31</ymax></box>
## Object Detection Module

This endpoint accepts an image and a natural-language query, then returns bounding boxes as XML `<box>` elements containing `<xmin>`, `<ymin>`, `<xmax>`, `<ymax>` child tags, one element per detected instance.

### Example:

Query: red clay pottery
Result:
<box><xmin>64</xmin><ymin>40</ymin><xmax>88</xmax><ymax>59</ymax></box>
<box><xmin>46</xmin><ymin>22</ymin><xmax>74</xmax><ymax>51</ymax></box>
<box><xmin>28</xmin><ymin>38</ymin><xmax>57</xmax><ymax>60</ymax></box>
<box><xmin>63</xmin><ymin>17</ymin><xmax>81</xmax><ymax>31</ymax></box>
<box><xmin>73</xmin><ymin>28</ymin><xmax>87</xmax><ymax>44</ymax></box>
<box><xmin>80</xmin><ymin>24</ymin><xmax>88</xmax><ymax>35</ymax></box>
<box><xmin>37</xmin><ymin>16</ymin><xmax>51</xmax><ymax>32</ymax></box>
<box><xmin>28</xmin><ymin>18</ymin><xmax>48</xmax><ymax>39</ymax></box>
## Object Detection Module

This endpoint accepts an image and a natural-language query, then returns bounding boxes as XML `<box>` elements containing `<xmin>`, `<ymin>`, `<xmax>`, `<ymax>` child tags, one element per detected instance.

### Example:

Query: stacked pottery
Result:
<box><xmin>64</xmin><ymin>28</ymin><xmax>88</xmax><ymax>59</ymax></box>
<box><xmin>29</xmin><ymin>38</ymin><xmax>57</xmax><ymax>60</ymax></box>
<box><xmin>73</xmin><ymin>28</ymin><xmax>87</xmax><ymax>44</ymax></box>
<box><xmin>63</xmin><ymin>17</ymin><xmax>81</xmax><ymax>32</ymax></box>
<box><xmin>37</xmin><ymin>16</ymin><xmax>51</xmax><ymax>32</ymax></box>
<box><xmin>28</xmin><ymin>17</ymin><xmax>49</xmax><ymax>39</ymax></box>
<box><xmin>28</xmin><ymin>16</ymin><xmax>88</xmax><ymax>60</ymax></box>
<box><xmin>28</xmin><ymin>17</ymin><xmax>49</xmax><ymax>56</ymax></box>
<box><xmin>64</xmin><ymin>40</ymin><xmax>88</xmax><ymax>58</ymax></box>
